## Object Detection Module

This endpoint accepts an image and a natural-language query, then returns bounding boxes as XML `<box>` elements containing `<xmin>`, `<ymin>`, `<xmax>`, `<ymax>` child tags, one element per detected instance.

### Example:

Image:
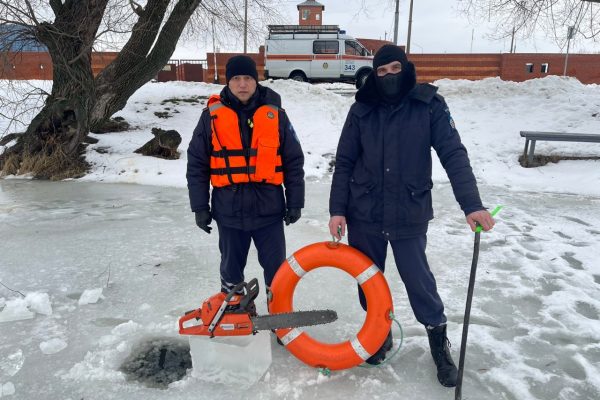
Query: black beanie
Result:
<box><xmin>373</xmin><ymin>44</ymin><xmax>409</xmax><ymax>70</ymax></box>
<box><xmin>225</xmin><ymin>55</ymin><xmax>258</xmax><ymax>83</ymax></box>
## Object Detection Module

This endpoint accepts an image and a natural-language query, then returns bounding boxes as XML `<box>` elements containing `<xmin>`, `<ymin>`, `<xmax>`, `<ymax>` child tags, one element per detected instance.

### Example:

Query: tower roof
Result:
<box><xmin>297</xmin><ymin>0</ymin><xmax>325</xmax><ymax>10</ymax></box>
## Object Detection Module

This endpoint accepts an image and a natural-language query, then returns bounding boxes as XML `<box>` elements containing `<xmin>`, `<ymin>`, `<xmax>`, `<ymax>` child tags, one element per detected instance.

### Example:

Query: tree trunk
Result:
<box><xmin>90</xmin><ymin>0</ymin><xmax>202</xmax><ymax>131</ymax></box>
<box><xmin>0</xmin><ymin>0</ymin><xmax>109</xmax><ymax>179</ymax></box>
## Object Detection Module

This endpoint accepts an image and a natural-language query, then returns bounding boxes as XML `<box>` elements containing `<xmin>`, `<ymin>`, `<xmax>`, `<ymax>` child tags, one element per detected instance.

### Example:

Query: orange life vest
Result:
<box><xmin>207</xmin><ymin>95</ymin><xmax>283</xmax><ymax>187</ymax></box>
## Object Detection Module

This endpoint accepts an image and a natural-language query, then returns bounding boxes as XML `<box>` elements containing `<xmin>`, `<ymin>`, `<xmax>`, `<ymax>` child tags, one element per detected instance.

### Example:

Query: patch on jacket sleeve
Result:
<box><xmin>444</xmin><ymin>107</ymin><xmax>456</xmax><ymax>130</ymax></box>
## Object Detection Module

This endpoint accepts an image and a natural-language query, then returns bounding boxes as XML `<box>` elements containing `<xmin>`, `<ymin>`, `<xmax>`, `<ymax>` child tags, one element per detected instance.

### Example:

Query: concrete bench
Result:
<box><xmin>520</xmin><ymin>131</ymin><xmax>600</xmax><ymax>166</ymax></box>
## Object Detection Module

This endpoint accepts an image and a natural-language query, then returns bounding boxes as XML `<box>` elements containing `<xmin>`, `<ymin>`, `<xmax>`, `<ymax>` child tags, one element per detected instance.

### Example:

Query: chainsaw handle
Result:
<box><xmin>209</xmin><ymin>282</ymin><xmax>246</xmax><ymax>335</ymax></box>
<box><xmin>179</xmin><ymin>308</ymin><xmax>202</xmax><ymax>334</ymax></box>
<box><xmin>240</xmin><ymin>278</ymin><xmax>259</xmax><ymax>310</ymax></box>
<box><xmin>225</xmin><ymin>281</ymin><xmax>247</xmax><ymax>300</ymax></box>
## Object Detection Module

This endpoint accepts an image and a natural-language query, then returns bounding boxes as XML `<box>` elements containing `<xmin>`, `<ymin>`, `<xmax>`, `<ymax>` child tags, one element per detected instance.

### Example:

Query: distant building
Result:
<box><xmin>297</xmin><ymin>0</ymin><xmax>325</xmax><ymax>26</ymax></box>
<box><xmin>355</xmin><ymin>38</ymin><xmax>395</xmax><ymax>55</ymax></box>
<box><xmin>0</xmin><ymin>24</ymin><xmax>47</xmax><ymax>52</ymax></box>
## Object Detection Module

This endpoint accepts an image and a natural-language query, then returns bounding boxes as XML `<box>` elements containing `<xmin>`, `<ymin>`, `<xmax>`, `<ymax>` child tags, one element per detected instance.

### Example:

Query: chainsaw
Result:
<box><xmin>178</xmin><ymin>278</ymin><xmax>337</xmax><ymax>337</ymax></box>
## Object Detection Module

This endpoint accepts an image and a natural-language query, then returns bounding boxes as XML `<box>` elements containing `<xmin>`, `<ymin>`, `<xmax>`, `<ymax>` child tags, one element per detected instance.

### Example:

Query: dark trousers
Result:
<box><xmin>217</xmin><ymin>220</ymin><xmax>286</xmax><ymax>293</ymax></box>
<box><xmin>348</xmin><ymin>228</ymin><xmax>446</xmax><ymax>327</ymax></box>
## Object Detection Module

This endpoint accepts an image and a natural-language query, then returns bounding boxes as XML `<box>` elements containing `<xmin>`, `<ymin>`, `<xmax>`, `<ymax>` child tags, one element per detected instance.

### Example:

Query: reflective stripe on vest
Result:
<box><xmin>208</xmin><ymin>95</ymin><xmax>283</xmax><ymax>187</ymax></box>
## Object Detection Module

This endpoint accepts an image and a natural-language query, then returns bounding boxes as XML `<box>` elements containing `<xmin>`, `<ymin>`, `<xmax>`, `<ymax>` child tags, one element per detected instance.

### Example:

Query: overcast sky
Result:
<box><xmin>172</xmin><ymin>0</ymin><xmax>600</xmax><ymax>58</ymax></box>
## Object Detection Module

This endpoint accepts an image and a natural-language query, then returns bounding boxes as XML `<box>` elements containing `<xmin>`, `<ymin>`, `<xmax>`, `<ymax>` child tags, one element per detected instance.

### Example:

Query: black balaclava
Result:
<box><xmin>373</xmin><ymin>44</ymin><xmax>416</xmax><ymax>104</ymax></box>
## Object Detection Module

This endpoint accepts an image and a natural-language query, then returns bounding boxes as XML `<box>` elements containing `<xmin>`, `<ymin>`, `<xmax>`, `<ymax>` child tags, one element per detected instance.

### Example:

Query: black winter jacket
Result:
<box><xmin>187</xmin><ymin>85</ymin><xmax>305</xmax><ymax>231</ymax></box>
<box><xmin>329</xmin><ymin>74</ymin><xmax>484</xmax><ymax>239</ymax></box>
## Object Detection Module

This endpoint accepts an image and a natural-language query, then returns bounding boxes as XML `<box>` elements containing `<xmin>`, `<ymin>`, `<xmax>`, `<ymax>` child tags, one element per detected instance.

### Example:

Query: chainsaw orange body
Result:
<box><xmin>178</xmin><ymin>278</ymin><xmax>337</xmax><ymax>338</ymax></box>
<box><xmin>179</xmin><ymin>291</ymin><xmax>255</xmax><ymax>337</ymax></box>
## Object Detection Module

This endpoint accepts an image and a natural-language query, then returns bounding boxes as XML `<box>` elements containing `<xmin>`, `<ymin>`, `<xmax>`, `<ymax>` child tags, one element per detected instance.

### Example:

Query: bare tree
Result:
<box><xmin>457</xmin><ymin>0</ymin><xmax>600</xmax><ymax>48</ymax></box>
<box><xmin>0</xmin><ymin>0</ymin><xmax>283</xmax><ymax>179</ymax></box>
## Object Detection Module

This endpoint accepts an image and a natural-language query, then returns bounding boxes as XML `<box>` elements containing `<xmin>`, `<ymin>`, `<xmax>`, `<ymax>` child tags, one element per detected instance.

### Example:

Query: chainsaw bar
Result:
<box><xmin>251</xmin><ymin>309</ymin><xmax>337</xmax><ymax>331</ymax></box>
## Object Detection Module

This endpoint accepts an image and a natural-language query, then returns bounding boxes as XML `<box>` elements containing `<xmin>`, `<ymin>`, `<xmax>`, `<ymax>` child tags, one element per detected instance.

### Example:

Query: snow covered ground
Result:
<box><xmin>1</xmin><ymin>77</ymin><xmax>600</xmax><ymax>399</ymax></box>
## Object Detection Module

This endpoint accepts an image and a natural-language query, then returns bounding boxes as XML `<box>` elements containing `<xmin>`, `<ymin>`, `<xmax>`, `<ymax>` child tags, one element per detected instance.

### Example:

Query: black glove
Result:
<box><xmin>195</xmin><ymin>210</ymin><xmax>212</xmax><ymax>234</ymax></box>
<box><xmin>284</xmin><ymin>208</ymin><xmax>301</xmax><ymax>226</ymax></box>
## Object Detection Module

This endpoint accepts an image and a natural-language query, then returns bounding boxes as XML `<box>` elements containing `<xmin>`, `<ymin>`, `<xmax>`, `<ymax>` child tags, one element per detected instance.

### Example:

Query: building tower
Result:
<box><xmin>297</xmin><ymin>0</ymin><xmax>325</xmax><ymax>26</ymax></box>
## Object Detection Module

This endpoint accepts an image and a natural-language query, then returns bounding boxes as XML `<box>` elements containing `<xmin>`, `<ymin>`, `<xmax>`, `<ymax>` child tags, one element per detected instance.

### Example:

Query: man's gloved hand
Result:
<box><xmin>195</xmin><ymin>210</ymin><xmax>212</xmax><ymax>234</ymax></box>
<box><xmin>284</xmin><ymin>208</ymin><xmax>301</xmax><ymax>226</ymax></box>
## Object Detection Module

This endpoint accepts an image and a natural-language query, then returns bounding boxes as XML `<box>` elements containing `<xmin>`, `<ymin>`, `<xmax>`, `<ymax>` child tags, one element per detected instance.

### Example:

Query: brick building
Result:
<box><xmin>297</xmin><ymin>0</ymin><xmax>325</xmax><ymax>26</ymax></box>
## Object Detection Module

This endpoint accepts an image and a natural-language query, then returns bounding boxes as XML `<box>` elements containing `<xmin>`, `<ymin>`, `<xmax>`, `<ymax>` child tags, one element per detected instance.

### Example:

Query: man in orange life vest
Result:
<box><xmin>186</xmin><ymin>55</ymin><xmax>305</xmax><ymax>295</ymax></box>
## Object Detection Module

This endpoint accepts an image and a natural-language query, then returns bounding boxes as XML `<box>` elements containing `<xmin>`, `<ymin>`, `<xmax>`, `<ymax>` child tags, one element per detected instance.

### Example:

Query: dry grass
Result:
<box><xmin>519</xmin><ymin>154</ymin><xmax>600</xmax><ymax>168</ymax></box>
<box><xmin>0</xmin><ymin>153</ymin><xmax>21</xmax><ymax>176</ymax></box>
<box><xmin>1</xmin><ymin>142</ymin><xmax>89</xmax><ymax>180</ymax></box>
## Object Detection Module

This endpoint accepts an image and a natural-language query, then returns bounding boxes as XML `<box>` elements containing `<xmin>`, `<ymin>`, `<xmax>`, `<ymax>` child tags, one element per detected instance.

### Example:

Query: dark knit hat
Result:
<box><xmin>373</xmin><ymin>44</ymin><xmax>409</xmax><ymax>70</ymax></box>
<box><xmin>225</xmin><ymin>55</ymin><xmax>258</xmax><ymax>83</ymax></box>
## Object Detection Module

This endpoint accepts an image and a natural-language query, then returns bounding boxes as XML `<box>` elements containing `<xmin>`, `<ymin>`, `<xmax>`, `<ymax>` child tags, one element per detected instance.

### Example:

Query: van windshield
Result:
<box><xmin>345</xmin><ymin>41</ymin><xmax>367</xmax><ymax>56</ymax></box>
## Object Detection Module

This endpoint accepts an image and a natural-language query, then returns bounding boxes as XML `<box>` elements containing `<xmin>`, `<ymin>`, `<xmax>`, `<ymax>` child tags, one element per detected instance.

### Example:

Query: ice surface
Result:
<box><xmin>188</xmin><ymin>332</ymin><xmax>272</xmax><ymax>388</ymax></box>
<box><xmin>40</xmin><ymin>338</ymin><xmax>68</xmax><ymax>355</ymax></box>
<box><xmin>1</xmin><ymin>179</ymin><xmax>599</xmax><ymax>399</ymax></box>
<box><xmin>0</xmin><ymin>298</ymin><xmax>34</xmax><ymax>323</ymax></box>
<box><xmin>0</xmin><ymin>382</ymin><xmax>15</xmax><ymax>397</ymax></box>
<box><xmin>0</xmin><ymin>350</ymin><xmax>23</xmax><ymax>377</ymax></box>
<box><xmin>78</xmin><ymin>288</ymin><xmax>103</xmax><ymax>305</ymax></box>
<box><xmin>0</xmin><ymin>292</ymin><xmax>52</xmax><ymax>322</ymax></box>
<box><xmin>25</xmin><ymin>292</ymin><xmax>52</xmax><ymax>315</ymax></box>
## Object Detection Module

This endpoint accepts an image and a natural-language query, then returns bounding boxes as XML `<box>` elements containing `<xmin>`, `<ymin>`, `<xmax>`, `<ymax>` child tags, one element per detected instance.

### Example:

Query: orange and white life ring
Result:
<box><xmin>268</xmin><ymin>241</ymin><xmax>393</xmax><ymax>371</ymax></box>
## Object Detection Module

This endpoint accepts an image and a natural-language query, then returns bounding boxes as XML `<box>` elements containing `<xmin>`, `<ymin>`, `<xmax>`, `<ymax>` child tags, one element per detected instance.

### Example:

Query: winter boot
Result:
<box><xmin>426</xmin><ymin>324</ymin><xmax>458</xmax><ymax>387</ymax></box>
<box><xmin>365</xmin><ymin>331</ymin><xmax>393</xmax><ymax>365</ymax></box>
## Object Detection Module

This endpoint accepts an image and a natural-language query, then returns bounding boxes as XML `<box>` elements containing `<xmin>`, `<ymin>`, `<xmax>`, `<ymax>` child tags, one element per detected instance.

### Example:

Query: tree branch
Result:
<box><xmin>22</xmin><ymin>0</ymin><xmax>40</xmax><ymax>25</ymax></box>
<box><xmin>129</xmin><ymin>0</ymin><xmax>145</xmax><ymax>16</ymax></box>
<box><xmin>49</xmin><ymin>0</ymin><xmax>63</xmax><ymax>16</ymax></box>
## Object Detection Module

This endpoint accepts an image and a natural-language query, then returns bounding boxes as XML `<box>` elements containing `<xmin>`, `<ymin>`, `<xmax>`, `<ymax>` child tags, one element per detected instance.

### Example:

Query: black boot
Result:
<box><xmin>365</xmin><ymin>331</ymin><xmax>393</xmax><ymax>365</ymax></box>
<box><xmin>426</xmin><ymin>325</ymin><xmax>458</xmax><ymax>387</ymax></box>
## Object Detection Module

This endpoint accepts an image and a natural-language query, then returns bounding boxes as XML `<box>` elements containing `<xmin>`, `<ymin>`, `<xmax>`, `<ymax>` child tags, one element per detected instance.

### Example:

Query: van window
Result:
<box><xmin>345</xmin><ymin>41</ymin><xmax>363</xmax><ymax>56</ymax></box>
<box><xmin>313</xmin><ymin>40</ymin><xmax>339</xmax><ymax>54</ymax></box>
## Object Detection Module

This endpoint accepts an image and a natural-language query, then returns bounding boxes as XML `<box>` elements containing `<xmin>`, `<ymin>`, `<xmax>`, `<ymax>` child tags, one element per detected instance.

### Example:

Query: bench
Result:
<box><xmin>520</xmin><ymin>131</ymin><xmax>600</xmax><ymax>166</ymax></box>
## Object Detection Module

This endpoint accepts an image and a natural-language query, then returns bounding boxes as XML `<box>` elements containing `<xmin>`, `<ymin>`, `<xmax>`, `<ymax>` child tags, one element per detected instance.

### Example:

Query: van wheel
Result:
<box><xmin>355</xmin><ymin>70</ymin><xmax>370</xmax><ymax>89</ymax></box>
<box><xmin>289</xmin><ymin>71</ymin><xmax>308</xmax><ymax>82</ymax></box>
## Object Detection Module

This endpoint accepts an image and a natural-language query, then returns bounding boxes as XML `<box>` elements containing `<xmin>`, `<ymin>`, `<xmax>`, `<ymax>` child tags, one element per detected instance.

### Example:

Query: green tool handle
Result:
<box><xmin>474</xmin><ymin>205</ymin><xmax>503</xmax><ymax>233</ymax></box>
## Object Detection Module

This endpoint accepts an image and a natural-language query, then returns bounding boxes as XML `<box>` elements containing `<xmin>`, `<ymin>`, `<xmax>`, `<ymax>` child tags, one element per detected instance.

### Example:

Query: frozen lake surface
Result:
<box><xmin>1</xmin><ymin>179</ymin><xmax>599</xmax><ymax>400</ymax></box>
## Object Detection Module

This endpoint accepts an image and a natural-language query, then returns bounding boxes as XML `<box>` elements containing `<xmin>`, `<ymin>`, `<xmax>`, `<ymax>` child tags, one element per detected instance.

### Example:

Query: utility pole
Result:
<box><xmin>509</xmin><ymin>26</ymin><xmax>516</xmax><ymax>53</ymax></box>
<box><xmin>563</xmin><ymin>25</ymin><xmax>574</xmax><ymax>77</ymax></box>
<box><xmin>393</xmin><ymin>0</ymin><xmax>399</xmax><ymax>45</ymax></box>
<box><xmin>243</xmin><ymin>0</ymin><xmax>248</xmax><ymax>53</ymax></box>
<box><xmin>406</xmin><ymin>0</ymin><xmax>414</xmax><ymax>54</ymax></box>
<box><xmin>470</xmin><ymin>28</ymin><xmax>474</xmax><ymax>53</ymax></box>
<box><xmin>563</xmin><ymin>1</ymin><xmax>598</xmax><ymax>76</ymax></box>
<box><xmin>212</xmin><ymin>17</ymin><xmax>218</xmax><ymax>84</ymax></box>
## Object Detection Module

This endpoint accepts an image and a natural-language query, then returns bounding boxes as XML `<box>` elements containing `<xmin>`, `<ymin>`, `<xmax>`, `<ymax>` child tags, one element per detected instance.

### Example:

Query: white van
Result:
<box><xmin>264</xmin><ymin>25</ymin><xmax>373</xmax><ymax>89</ymax></box>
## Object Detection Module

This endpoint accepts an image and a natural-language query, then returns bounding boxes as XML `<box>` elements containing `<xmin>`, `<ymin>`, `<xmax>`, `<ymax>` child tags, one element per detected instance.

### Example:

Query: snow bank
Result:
<box><xmin>2</xmin><ymin>76</ymin><xmax>600</xmax><ymax>197</ymax></box>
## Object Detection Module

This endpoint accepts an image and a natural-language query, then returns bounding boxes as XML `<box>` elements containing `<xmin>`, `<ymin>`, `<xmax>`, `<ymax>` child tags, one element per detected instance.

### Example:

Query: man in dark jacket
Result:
<box><xmin>187</xmin><ymin>55</ymin><xmax>305</xmax><ymax>297</ymax></box>
<box><xmin>328</xmin><ymin>45</ymin><xmax>494</xmax><ymax>387</ymax></box>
